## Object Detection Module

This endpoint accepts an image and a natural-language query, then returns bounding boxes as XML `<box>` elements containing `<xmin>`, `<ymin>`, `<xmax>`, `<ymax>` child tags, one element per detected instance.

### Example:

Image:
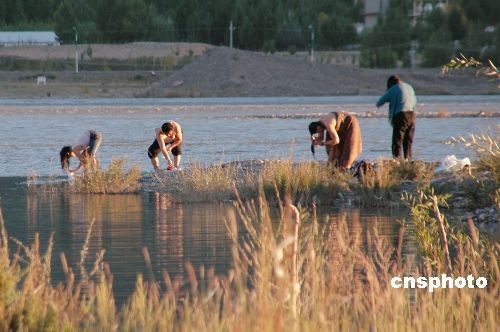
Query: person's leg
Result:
<box><xmin>148</xmin><ymin>141</ymin><xmax>161</xmax><ymax>170</ymax></box>
<box><xmin>402</xmin><ymin>112</ymin><xmax>415</xmax><ymax>160</ymax></box>
<box><xmin>88</xmin><ymin>130</ymin><xmax>103</xmax><ymax>168</ymax></box>
<box><xmin>392</xmin><ymin>112</ymin><xmax>405</xmax><ymax>159</ymax></box>
<box><xmin>174</xmin><ymin>155</ymin><xmax>181</xmax><ymax>168</ymax></box>
<box><xmin>150</xmin><ymin>156</ymin><xmax>160</xmax><ymax>170</ymax></box>
<box><xmin>88</xmin><ymin>131</ymin><xmax>102</xmax><ymax>156</ymax></box>
<box><xmin>171</xmin><ymin>145</ymin><xmax>182</xmax><ymax>168</ymax></box>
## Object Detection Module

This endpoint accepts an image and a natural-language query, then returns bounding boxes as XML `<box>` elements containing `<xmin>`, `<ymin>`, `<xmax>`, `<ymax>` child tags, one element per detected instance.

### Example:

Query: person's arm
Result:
<box><xmin>311</xmin><ymin>133</ymin><xmax>322</xmax><ymax>146</ymax></box>
<box><xmin>68</xmin><ymin>145</ymin><xmax>84</xmax><ymax>172</ymax></box>
<box><xmin>168</xmin><ymin>125</ymin><xmax>183</xmax><ymax>149</ymax></box>
<box><xmin>317</xmin><ymin>116</ymin><xmax>339</xmax><ymax>146</ymax></box>
<box><xmin>69</xmin><ymin>162</ymin><xmax>82</xmax><ymax>173</ymax></box>
<box><xmin>376</xmin><ymin>88</ymin><xmax>393</xmax><ymax>107</ymax></box>
<box><xmin>323</xmin><ymin>125</ymin><xmax>339</xmax><ymax>146</ymax></box>
<box><xmin>156</xmin><ymin>128</ymin><xmax>173</xmax><ymax>166</ymax></box>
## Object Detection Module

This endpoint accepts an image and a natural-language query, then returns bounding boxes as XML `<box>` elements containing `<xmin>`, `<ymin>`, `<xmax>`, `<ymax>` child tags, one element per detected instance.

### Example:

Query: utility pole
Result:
<box><xmin>229</xmin><ymin>21</ymin><xmax>235</xmax><ymax>48</ymax></box>
<box><xmin>308</xmin><ymin>24</ymin><xmax>315</xmax><ymax>62</ymax></box>
<box><xmin>72</xmin><ymin>26</ymin><xmax>78</xmax><ymax>73</ymax></box>
<box><xmin>409</xmin><ymin>41</ymin><xmax>418</xmax><ymax>70</ymax></box>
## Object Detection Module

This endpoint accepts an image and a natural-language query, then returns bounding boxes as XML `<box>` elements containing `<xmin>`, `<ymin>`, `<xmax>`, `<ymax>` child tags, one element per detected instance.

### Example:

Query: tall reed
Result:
<box><xmin>150</xmin><ymin>159</ymin><xmax>436</xmax><ymax>207</ymax></box>
<box><xmin>0</xmin><ymin>187</ymin><xmax>497</xmax><ymax>330</ymax></box>
<box><xmin>74</xmin><ymin>158</ymin><xmax>141</xmax><ymax>194</ymax></box>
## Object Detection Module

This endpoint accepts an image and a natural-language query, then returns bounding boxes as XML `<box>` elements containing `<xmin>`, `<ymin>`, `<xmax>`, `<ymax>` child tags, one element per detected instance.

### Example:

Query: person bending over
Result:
<box><xmin>148</xmin><ymin>121</ymin><xmax>183</xmax><ymax>171</ymax></box>
<box><xmin>308</xmin><ymin>112</ymin><xmax>362</xmax><ymax>170</ymax></box>
<box><xmin>60</xmin><ymin>129</ymin><xmax>103</xmax><ymax>173</ymax></box>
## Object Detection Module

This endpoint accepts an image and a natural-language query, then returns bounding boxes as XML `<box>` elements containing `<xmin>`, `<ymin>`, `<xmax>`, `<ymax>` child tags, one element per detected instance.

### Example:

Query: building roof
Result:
<box><xmin>0</xmin><ymin>31</ymin><xmax>60</xmax><ymax>45</ymax></box>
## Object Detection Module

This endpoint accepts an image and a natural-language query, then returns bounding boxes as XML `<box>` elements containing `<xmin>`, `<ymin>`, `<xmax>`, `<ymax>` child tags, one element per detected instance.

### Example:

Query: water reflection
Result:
<box><xmin>1</xmin><ymin>178</ymin><xmax>416</xmax><ymax>305</ymax></box>
<box><xmin>324</xmin><ymin>207</ymin><xmax>417</xmax><ymax>260</ymax></box>
<box><xmin>149</xmin><ymin>192</ymin><xmax>233</xmax><ymax>281</ymax></box>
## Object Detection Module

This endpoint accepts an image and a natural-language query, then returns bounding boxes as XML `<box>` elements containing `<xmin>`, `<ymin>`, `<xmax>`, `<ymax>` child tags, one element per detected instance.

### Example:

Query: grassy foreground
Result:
<box><xmin>0</xmin><ymin>188</ymin><xmax>498</xmax><ymax>331</ymax></box>
<box><xmin>148</xmin><ymin>159</ymin><xmax>436</xmax><ymax>207</ymax></box>
<box><xmin>10</xmin><ymin>134</ymin><xmax>496</xmax><ymax>330</ymax></box>
<box><xmin>144</xmin><ymin>133</ymin><xmax>498</xmax><ymax>212</ymax></box>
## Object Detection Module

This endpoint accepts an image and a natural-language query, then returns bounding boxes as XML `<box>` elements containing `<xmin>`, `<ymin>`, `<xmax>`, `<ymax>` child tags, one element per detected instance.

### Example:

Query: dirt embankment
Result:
<box><xmin>146</xmin><ymin>46</ymin><xmax>499</xmax><ymax>97</ymax></box>
<box><xmin>0</xmin><ymin>43</ymin><xmax>498</xmax><ymax>98</ymax></box>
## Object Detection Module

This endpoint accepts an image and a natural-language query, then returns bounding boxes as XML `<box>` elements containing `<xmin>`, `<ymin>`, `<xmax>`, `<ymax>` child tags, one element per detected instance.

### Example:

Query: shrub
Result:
<box><xmin>73</xmin><ymin>158</ymin><xmax>141</xmax><ymax>193</ymax></box>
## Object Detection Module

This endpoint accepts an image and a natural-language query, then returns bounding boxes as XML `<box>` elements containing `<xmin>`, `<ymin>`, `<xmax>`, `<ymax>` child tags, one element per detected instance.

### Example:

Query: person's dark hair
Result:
<box><xmin>60</xmin><ymin>146</ymin><xmax>72</xmax><ymax>170</ymax></box>
<box><xmin>308</xmin><ymin>121</ymin><xmax>324</xmax><ymax>136</ymax></box>
<box><xmin>387</xmin><ymin>75</ymin><xmax>400</xmax><ymax>90</ymax></box>
<box><xmin>161</xmin><ymin>122</ymin><xmax>174</xmax><ymax>133</ymax></box>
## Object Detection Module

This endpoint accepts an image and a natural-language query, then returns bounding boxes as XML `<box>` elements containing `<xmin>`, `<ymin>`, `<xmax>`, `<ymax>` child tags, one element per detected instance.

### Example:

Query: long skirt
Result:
<box><xmin>325</xmin><ymin>113</ymin><xmax>362</xmax><ymax>169</ymax></box>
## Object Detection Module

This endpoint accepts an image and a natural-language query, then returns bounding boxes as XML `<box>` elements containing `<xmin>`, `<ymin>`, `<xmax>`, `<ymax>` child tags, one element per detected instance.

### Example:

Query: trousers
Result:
<box><xmin>392</xmin><ymin>111</ymin><xmax>415</xmax><ymax>159</ymax></box>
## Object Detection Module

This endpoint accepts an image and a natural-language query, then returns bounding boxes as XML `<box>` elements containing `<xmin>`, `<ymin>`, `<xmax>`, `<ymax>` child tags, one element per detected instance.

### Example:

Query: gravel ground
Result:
<box><xmin>145</xmin><ymin>46</ymin><xmax>499</xmax><ymax>97</ymax></box>
<box><xmin>0</xmin><ymin>43</ymin><xmax>498</xmax><ymax>98</ymax></box>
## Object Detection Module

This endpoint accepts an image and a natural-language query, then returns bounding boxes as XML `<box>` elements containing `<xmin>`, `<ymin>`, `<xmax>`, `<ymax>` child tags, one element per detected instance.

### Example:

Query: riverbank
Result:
<box><xmin>1</xmin><ymin>43</ymin><xmax>498</xmax><ymax>98</ymax></box>
<box><xmin>137</xmin><ymin>158</ymin><xmax>498</xmax><ymax>237</ymax></box>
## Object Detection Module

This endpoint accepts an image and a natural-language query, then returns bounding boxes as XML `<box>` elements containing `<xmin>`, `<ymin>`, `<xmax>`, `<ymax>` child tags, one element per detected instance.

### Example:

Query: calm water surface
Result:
<box><xmin>0</xmin><ymin>177</ymin><xmax>416</xmax><ymax>305</ymax></box>
<box><xmin>0</xmin><ymin>96</ymin><xmax>498</xmax><ymax>176</ymax></box>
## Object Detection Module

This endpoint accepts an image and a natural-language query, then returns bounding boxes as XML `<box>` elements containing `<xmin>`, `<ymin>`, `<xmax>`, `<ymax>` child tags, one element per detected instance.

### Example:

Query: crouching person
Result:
<box><xmin>148</xmin><ymin>121</ymin><xmax>183</xmax><ymax>171</ymax></box>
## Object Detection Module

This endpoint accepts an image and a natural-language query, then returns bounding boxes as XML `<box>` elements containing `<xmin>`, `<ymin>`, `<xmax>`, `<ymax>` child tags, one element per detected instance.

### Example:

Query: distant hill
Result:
<box><xmin>145</xmin><ymin>46</ymin><xmax>499</xmax><ymax>97</ymax></box>
<box><xmin>0</xmin><ymin>43</ymin><xmax>497</xmax><ymax>98</ymax></box>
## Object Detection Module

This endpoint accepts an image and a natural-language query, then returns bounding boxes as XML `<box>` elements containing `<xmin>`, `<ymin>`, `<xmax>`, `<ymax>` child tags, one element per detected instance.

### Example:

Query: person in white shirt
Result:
<box><xmin>59</xmin><ymin>129</ymin><xmax>102</xmax><ymax>173</ymax></box>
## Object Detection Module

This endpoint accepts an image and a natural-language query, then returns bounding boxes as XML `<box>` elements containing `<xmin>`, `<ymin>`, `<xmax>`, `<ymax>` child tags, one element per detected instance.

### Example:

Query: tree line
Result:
<box><xmin>0</xmin><ymin>0</ymin><xmax>498</xmax><ymax>68</ymax></box>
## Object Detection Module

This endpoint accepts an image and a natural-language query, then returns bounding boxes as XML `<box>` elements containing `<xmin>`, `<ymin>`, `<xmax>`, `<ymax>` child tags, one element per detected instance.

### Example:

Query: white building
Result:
<box><xmin>363</xmin><ymin>0</ymin><xmax>389</xmax><ymax>29</ymax></box>
<box><xmin>0</xmin><ymin>31</ymin><xmax>60</xmax><ymax>47</ymax></box>
<box><xmin>363</xmin><ymin>0</ymin><xmax>447</xmax><ymax>29</ymax></box>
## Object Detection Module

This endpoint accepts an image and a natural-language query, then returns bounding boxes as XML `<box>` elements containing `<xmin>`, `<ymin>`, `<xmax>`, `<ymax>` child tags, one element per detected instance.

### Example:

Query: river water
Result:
<box><xmin>0</xmin><ymin>176</ymin><xmax>415</xmax><ymax>305</ymax></box>
<box><xmin>0</xmin><ymin>96</ymin><xmax>497</xmax><ymax>305</ymax></box>
<box><xmin>0</xmin><ymin>96</ymin><xmax>498</xmax><ymax>177</ymax></box>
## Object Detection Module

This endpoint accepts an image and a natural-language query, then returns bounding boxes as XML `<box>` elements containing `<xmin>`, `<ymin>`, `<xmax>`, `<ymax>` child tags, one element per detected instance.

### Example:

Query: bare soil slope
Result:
<box><xmin>0</xmin><ymin>43</ymin><xmax>497</xmax><ymax>98</ymax></box>
<box><xmin>145</xmin><ymin>46</ymin><xmax>499</xmax><ymax>97</ymax></box>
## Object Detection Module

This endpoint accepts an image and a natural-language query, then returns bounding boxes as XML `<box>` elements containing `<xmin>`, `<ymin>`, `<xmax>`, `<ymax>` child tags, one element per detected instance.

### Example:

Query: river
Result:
<box><xmin>0</xmin><ymin>95</ymin><xmax>498</xmax><ymax>177</ymax></box>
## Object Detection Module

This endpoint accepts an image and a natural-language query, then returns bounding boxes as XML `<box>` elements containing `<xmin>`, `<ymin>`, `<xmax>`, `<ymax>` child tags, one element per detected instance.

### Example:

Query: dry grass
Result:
<box><xmin>73</xmin><ymin>158</ymin><xmax>141</xmax><ymax>194</ymax></box>
<box><xmin>151</xmin><ymin>162</ymin><xmax>258</xmax><ymax>202</ymax></box>
<box><xmin>0</xmin><ymin>188</ymin><xmax>497</xmax><ymax>331</ymax></box>
<box><xmin>260</xmin><ymin>161</ymin><xmax>351</xmax><ymax>202</ymax></box>
<box><xmin>357</xmin><ymin>159</ymin><xmax>435</xmax><ymax>207</ymax></box>
<box><xmin>449</xmin><ymin>134</ymin><xmax>499</xmax><ymax>181</ymax></box>
<box><xmin>446</xmin><ymin>134</ymin><xmax>500</xmax><ymax>206</ymax></box>
<box><xmin>149</xmin><ymin>159</ymin><xmax>435</xmax><ymax>207</ymax></box>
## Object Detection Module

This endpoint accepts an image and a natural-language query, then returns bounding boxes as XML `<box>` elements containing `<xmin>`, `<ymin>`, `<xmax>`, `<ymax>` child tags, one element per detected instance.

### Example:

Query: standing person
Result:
<box><xmin>308</xmin><ymin>112</ymin><xmax>362</xmax><ymax>170</ymax></box>
<box><xmin>60</xmin><ymin>129</ymin><xmax>103</xmax><ymax>173</ymax></box>
<box><xmin>376</xmin><ymin>75</ymin><xmax>417</xmax><ymax>160</ymax></box>
<box><xmin>148</xmin><ymin>121</ymin><xmax>183</xmax><ymax>171</ymax></box>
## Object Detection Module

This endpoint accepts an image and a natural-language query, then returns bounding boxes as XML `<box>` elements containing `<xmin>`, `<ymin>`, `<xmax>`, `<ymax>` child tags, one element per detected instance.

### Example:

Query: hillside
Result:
<box><xmin>0</xmin><ymin>43</ymin><xmax>497</xmax><ymax>98</ymax></box>
<box><xmin>145</xmin><ymin>46</ymin><xmax>499</xmax><ymax>97</ymax></box>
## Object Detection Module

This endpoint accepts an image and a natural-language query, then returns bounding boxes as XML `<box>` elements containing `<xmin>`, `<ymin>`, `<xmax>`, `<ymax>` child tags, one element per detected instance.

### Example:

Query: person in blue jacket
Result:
<box><xmin>376</xmin><ymin>75</ymin><xmax>417</xmax><ymax>160</ymax></box>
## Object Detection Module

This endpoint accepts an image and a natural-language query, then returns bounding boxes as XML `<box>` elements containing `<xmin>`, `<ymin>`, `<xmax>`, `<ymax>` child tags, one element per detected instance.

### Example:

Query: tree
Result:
<box><xmin>360</xmin><ymin>0</ymin><xmax>412</xmax><ymax>68</ymax></box>
<box><xmin>3</xmin><ymin>0</ymin><xmax>26</xmax><ymax>25</ymax></box>
<box><xmin>447</xmin><ymin>3</ymin><xmax>467</xmax><ymax>41</ymax></box>
<box><xmin>23</xmin><ymin>0</ymin><xmax>52</xmax><ymax>22</ymax></box>
<box><xmin>421</xmin><ymin>26</ymin><xmax>453</xmax><ymax>67</ymax></box>
<box><xmin>96</xmin><ymin>0</ymin><xmax>157</xmax><ymax>42</ymax></box>
<box><xmin>53</xmin><ymin>0</ymin><xmax>77</xmax><ymax>43</ymax></box>
<box><xmin>0</xmin><ymin>1</ymin><xmax>6</xmax><ymax>24</ymax></box>
<box><xmin>120</xmin><ymin>0</ymin><xmax>155</xmax><ymax>41</ymax></box>
<box><xmin>461</xmin><ymin>0</ymin><xmax>500</xmax><ymax>25</ymax></box>
<box><xmin>317</xmin><ymin>10</ymin><xmax>356</xmax><ymax>49</ymax></box>
<box><xmin>275</xmin><ymin>18</ymin><xmax>305</xmax><ymax>51</ymax></box>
